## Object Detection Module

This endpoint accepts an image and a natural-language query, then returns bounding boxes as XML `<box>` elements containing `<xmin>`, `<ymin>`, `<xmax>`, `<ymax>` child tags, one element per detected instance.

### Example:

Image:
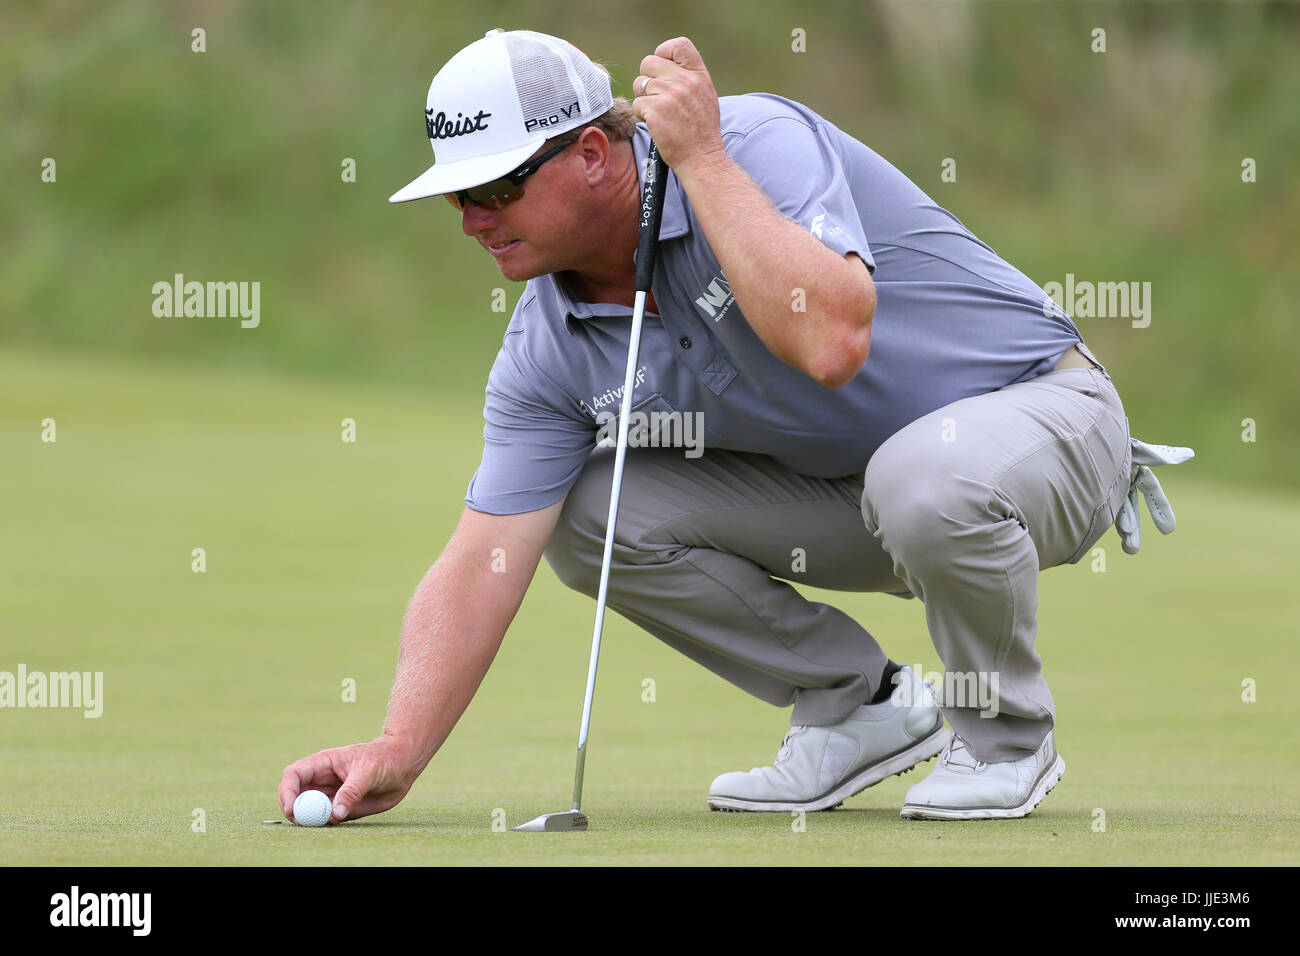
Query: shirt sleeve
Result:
<box><xmin>725</xmin><ymin>112</ymin><xmax>876</xmax><ymax>273</ymax></box>
<box><xmin>464</xmin><ymin>341</ymin><xmax>596</xmax><ymax>516</ymax></box>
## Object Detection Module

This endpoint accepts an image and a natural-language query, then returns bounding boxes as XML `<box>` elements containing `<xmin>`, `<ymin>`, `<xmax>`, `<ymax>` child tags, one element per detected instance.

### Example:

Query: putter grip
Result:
<box><xmin>633</xmin><ymin>143</ymin><xmax>670</xmax><ymax>292</ymax></box>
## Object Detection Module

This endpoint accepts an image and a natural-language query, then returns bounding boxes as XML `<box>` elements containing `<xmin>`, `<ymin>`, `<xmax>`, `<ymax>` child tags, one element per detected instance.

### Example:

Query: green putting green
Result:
<box><xmin>2</xmin><ymin>346</ymin><xmax>1295</xmax><ymax>865</ymax></box>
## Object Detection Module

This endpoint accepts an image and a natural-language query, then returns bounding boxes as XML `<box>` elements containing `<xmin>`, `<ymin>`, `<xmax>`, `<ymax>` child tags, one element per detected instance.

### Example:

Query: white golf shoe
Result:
<box><xmin>900</xmin><ymin>730</ymin><xmax>1065</xmax><ymax>820</ymax></box>
<box><xmin>708</xmin><ymin>666</ymin><xmax>951</xmax><ymax>812</ymax></box>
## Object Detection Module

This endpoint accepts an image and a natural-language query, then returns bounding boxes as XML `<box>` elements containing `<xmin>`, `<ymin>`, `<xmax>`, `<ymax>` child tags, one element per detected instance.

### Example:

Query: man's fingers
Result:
<box><xmin>278</xmin><ymin>751</ymin><xmax>346</xmax><ymax>817</ymax></box>
<box><xmin>329</xmin><ymin>759</ymin><xmax>380</xmax><ymax>822</ymax></box>
<box><xmin>344</xmin><ymin>790</ymin><xmax>407</xmax><ymax>822</ymax></box>
<box><xmin>632</xmin><ymin>73</ymin><xmax>667</xmax><ymax>99</ymax></box>
<box><xmin>638</xmin><ymin>54</ymin><xmax>677</xmax><ymax>82</ymax></box>
<box><xmin>640</xmin><ymin>38</ymin><xmax>706</xmax><ymax>84</ymax></box>
<box><xmin>653</xmin><ymin>36</ymin><xmax>704</xmax><ymax>69</ymax></box>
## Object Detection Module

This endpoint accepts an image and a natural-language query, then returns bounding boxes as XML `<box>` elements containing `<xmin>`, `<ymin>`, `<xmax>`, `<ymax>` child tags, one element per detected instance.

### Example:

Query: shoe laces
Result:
<box><xmin>942</xmin><ymin>735</ymin><xmax>987</xmax><ymax>772</ymax></box>
<box><xmin>776</xmin><ymin>727</ymin><xmax>806</xmax><ymax>764</ymax></box>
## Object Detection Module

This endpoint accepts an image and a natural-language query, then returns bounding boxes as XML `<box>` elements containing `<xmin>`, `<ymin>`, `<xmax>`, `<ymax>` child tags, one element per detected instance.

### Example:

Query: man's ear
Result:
<box><xmin>576</xmin><ymin>127</ymin><xmax>613</xmax><ymax>186</ymax></box>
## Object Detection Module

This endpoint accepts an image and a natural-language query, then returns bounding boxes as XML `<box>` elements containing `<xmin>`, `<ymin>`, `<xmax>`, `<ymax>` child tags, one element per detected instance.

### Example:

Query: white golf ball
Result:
<box><xmin>293</xmin><ymin>789</ymin><xmax>333</xmax><ymax>828</ymax></box>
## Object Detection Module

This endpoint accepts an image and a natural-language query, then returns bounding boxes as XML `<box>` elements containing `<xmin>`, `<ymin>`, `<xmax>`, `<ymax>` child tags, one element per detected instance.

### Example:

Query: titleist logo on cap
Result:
<box><xmin>425</xmin><ymin>108</ymin><xmax>492</xmax><ymax>139</ymax></box>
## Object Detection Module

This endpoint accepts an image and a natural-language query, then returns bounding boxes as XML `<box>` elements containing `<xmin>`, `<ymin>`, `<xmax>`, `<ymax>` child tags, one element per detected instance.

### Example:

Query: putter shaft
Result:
<box><xmin>570</xmin><ymin>287</ymin><xmax>651</xmax><ymax>811</ymax></box>
<box><xmin>518</xmin><ymin>144</ymin><xmax>669</xmax><ymax>832</ymax></box>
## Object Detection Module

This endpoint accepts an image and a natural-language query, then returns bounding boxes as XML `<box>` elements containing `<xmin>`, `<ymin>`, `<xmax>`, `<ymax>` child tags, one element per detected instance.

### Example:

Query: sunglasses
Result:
<box><xmin>446</xmin><ymin>138</ymin><xmax>576</xmax><ymax>211</ymax></box>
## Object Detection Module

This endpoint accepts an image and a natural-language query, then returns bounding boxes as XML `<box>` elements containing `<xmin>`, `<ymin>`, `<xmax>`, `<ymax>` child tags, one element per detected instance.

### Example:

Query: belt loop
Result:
<box><xmin>1074</xmin><ymin>341</ymin><xmax>1107</xmax><ymax>376</ymax></box>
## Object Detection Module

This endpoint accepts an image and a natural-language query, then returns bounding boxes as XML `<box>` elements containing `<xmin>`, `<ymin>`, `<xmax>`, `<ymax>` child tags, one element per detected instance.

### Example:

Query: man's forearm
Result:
<box><xmin>673</xmin><ymin>149</ymin><xmax>874</xmax><ymax>387</ymax></box>
<box><xmin>381</xmin><ymin>545</ymin><xmax>532</xmax><ymax>772</ymax></box>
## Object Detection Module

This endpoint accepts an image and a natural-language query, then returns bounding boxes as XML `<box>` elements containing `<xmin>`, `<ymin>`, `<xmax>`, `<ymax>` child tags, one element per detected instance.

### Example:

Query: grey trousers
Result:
<box><xmin>544</xmin><ymin>355</ymin><xmax>1132</xmax><ymax>762</ymax></box>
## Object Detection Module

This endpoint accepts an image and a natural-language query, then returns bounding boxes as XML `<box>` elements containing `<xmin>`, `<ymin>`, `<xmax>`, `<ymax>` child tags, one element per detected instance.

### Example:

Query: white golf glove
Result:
<box><xmin>1115</xmin><ymin>438</ymin><xmax>1195</xmax><ymax>555</ymax></box>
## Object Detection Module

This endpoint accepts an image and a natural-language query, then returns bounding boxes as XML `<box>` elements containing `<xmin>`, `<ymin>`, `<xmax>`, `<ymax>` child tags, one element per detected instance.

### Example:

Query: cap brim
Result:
<box><xmin>389</xmin><ymin>139</ymin><xmax>544</xmax><ymax>204</ymax></box>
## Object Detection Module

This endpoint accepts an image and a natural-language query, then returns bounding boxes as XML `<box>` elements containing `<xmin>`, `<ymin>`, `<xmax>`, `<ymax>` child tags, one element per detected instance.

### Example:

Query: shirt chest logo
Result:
<box><xmin>693</xmin><ymin>273</ymin><xmax>735</xmax><ymax>323</ymax></box>
<box><xmin>810</xmin><ymin>211</ymin><xmax>843</xmax><ymax>241</ymax></box>
<box><xmin>577</xmin><ymin>365</ymin><xmax>648</xmax><ymax>418</ymax></box>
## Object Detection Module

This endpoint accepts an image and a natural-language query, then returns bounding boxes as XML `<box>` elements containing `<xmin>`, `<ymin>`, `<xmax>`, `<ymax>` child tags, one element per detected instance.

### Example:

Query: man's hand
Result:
<box><xmin>632</xmin><ymin>37</ymin><xmax>725</xmax><ymax>176</ymax></box>
<box><xmin>279</xmin><ymin>734</ymin><xmax>420</xmax><ymax>824</ymax></box>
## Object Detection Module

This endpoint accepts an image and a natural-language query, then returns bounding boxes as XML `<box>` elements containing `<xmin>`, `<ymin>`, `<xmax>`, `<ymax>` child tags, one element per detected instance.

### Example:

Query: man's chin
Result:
<box><xmin>495</xmin><ymin>258</ymin><xmax>547</xmax><ymax>283</ymax></box>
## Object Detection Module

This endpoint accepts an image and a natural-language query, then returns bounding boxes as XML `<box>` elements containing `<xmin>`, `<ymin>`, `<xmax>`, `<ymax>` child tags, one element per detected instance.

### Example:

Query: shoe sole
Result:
<box><xmin>898</xmin><ymin>754</ymin><xmax>1066</xmax><ymax>821</ymax></box>
<box><xmin>708</xmin><ymin>719</ymin><xmax>952</xmax><ymax>813</ymax></box>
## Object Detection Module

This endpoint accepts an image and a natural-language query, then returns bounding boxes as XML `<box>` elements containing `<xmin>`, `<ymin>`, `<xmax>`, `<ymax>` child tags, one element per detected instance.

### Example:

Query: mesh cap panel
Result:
<box><xmin>503</xmin><ymin>32</ymin><xmax>612</xmax><ymax>135</ymax></box>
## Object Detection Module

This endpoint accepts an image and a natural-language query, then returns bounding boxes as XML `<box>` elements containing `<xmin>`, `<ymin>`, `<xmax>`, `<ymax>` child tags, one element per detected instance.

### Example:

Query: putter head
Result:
<box><xmin>511</xmin><ymin>810</ymin><xmax>589</xmax><ymax>832</ymax></box>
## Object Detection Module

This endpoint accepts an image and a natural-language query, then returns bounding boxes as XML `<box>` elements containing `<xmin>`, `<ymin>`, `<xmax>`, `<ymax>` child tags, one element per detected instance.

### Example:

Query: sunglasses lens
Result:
<box><xmin>466</xmin><ymin>179</ymin><xmax>522</xmax><ymax>209</ymax></box>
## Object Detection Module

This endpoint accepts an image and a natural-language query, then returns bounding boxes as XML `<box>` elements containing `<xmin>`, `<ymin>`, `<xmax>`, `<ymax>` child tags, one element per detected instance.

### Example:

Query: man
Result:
<box><xmin>280</xmin><ymin>29</ymin><xmax>1188</xmax><ymax>824</ymax></box>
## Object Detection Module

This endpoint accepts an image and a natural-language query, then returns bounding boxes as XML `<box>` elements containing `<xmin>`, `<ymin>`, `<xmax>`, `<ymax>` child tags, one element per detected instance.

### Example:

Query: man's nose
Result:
<box><xmin>460</xmin><ymin>201</ymin><xmax>499</xmax><ymax>236</ymax></box>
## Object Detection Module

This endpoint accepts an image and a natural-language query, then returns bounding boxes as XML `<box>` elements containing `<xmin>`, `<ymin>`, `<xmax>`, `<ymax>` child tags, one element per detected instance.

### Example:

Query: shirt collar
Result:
<box><xmin>532</xmin><ymin>124</ymin><xmax>690</xmax><ymax>335</ymax></box>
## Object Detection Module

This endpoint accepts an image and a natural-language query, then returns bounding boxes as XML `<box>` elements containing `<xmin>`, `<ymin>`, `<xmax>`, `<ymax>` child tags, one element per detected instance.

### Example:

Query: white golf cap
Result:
<box><xmin>389</xmin><ymin>29</ymin><xmax>615</xmax><ymax>204</ymax></box>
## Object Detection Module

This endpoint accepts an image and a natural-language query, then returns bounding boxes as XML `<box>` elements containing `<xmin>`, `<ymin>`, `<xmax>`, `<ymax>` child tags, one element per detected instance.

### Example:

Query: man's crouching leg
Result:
<box><xmin>543</xmin><ymin>446</ymin><xmax>949</xmax><ymax>811</ymax></box>
<box><xmin>861</xmin><ymin>368</ymin><xmax>1130</xmax><ymax>819</ymax></box>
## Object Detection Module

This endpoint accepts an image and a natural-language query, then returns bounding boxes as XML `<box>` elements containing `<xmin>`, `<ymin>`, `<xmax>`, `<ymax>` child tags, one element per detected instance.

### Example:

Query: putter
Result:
<box><xmin>513</xmin><ymin>142</ymin><xmax>670</xmax><ymax>832</ymax></box>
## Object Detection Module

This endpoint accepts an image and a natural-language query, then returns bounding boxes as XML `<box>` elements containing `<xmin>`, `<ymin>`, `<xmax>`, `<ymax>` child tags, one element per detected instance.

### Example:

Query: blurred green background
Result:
<box><xmin>4</xmin><ymin>0</ymin><xmax>1298</xmax><ymax>491</ymax></box>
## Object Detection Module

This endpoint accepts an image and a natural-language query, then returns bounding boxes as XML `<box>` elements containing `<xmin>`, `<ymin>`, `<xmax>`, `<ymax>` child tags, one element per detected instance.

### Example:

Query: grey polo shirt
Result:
<box><xmin>465</xmin><ymin>93</ymin><xmax>1083</xmax><ymax>515</ymax></box>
